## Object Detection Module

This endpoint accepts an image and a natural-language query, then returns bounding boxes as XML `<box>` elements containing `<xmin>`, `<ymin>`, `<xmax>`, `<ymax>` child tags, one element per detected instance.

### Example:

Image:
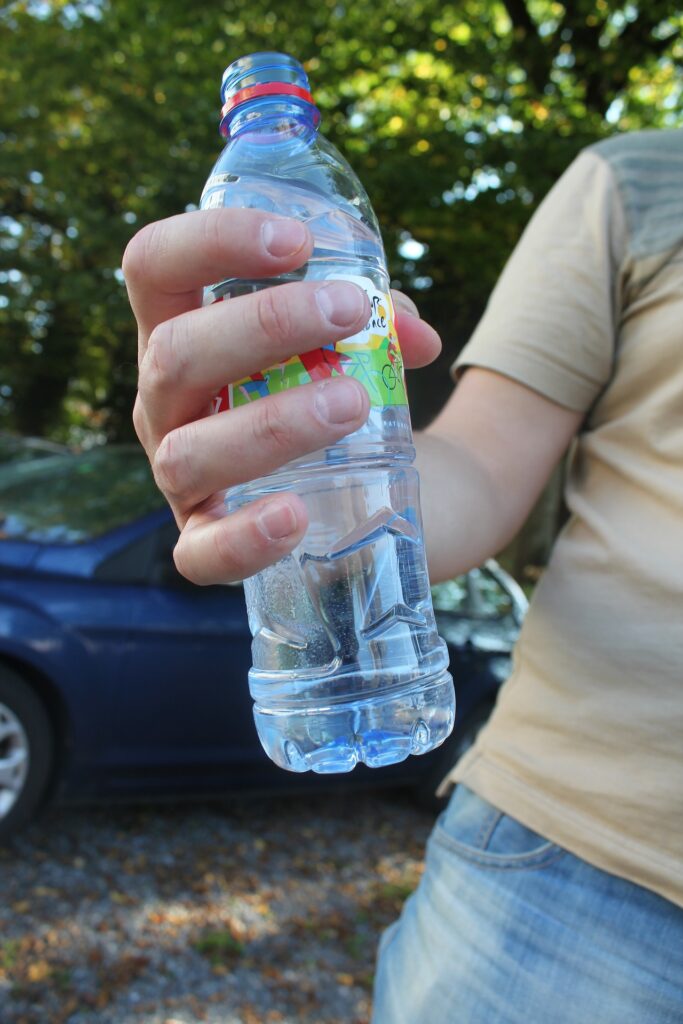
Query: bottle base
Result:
<box><xmin>253</xmin><ymin>672</ymin><xmax>455</xmax><ymax>774</ymax></box>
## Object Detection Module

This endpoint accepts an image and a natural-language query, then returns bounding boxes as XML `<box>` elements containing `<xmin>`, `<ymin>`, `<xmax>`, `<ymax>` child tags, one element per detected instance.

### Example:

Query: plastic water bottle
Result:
<box><xmin>200</xmin><ymin>52</ymin><xmax>455</xmax><ymax>773</ymax></box>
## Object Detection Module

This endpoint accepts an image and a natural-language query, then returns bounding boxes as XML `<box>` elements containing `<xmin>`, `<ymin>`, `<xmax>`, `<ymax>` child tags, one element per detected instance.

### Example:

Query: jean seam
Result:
<box><xmin>377</xmin><ymin>919</ymin><xmax>401</xmax><ymax>961</ymax></box>
<box><xmin>478</xmin><ymin>810</ymin><xmax>504</xmax><ymax>851</ymax></box>
<box><xmin>429</xmin><ymin>824</ymin><xmax>566</xmax><ymax>871</ymax></box>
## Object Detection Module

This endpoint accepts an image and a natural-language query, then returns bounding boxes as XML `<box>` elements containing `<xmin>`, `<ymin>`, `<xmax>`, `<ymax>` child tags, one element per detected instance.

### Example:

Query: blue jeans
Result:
<box><xmin>372</xmin><ymin>786</ymin><xmax>683</xmax><ymax>1023</ymax></box>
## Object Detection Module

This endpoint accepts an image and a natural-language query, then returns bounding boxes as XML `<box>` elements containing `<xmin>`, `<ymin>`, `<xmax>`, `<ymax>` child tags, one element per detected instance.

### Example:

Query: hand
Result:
<box><xmin>124</xmin><ymin>209</ymin><xmax>442</xmax><ymax>585</ymax></box>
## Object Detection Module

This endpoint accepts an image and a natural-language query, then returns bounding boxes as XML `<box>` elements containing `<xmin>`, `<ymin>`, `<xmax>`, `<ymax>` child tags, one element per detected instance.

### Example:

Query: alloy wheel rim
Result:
<box><xmin>0</xmin><ymin>702</ymin><xmax>29</xmax><ymax>818</ymax></box>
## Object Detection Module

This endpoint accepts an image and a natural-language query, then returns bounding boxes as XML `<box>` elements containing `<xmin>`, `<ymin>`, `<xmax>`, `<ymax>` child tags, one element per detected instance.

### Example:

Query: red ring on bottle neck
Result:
<box><xmin>221</xmin><ymin>82</ymin><xmax>315</xmax><ymax>120</ymax></box>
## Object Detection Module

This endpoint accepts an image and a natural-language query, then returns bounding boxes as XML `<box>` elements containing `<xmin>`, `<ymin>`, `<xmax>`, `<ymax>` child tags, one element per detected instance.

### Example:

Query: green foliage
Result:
<box><xmin>1</xmin><ymin>0</ymin><xmax>681</xmax><ymax>438</ymax></box>
<box><xmin>193</xmin><ymin>928</ymin><xmax>245</xmax><ymax>963</ymax></box>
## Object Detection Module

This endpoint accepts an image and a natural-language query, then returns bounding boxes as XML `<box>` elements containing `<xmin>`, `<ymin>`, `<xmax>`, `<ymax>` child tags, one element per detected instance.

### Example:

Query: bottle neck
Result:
<box><xmin>225</xmin><ymin>97</ymin><xmax>320</xmax><ymax>141</ymax></box>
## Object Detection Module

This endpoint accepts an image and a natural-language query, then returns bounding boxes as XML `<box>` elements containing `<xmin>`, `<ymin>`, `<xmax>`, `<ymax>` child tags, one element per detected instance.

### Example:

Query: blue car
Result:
<box><xmin>0</xmin><ymin>431</ymin><xmax>68</xmax><ymax>464</ymax></box>
<box><xmin>0</xmin><ymin>446</ymin><xmax>526</xmax><ymax>839</ymax></box>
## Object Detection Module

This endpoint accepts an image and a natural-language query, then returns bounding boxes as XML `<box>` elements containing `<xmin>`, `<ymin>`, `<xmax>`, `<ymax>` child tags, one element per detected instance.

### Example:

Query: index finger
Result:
<box><xmin>122</xmin><ymin>208</ymin><xmax>314</xmax><ymax>352</ymax></box>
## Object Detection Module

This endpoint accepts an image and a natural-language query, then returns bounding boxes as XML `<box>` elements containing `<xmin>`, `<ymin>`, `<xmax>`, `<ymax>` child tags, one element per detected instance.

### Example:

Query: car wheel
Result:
<box><xmin>0</xmin><ymin>666</ymin><xmax>54</xmax><ymax>843</ymax></box>
<box><xmin>412</xmin><ymin>701</ymin><xmax>494</xmax><ymax>814</ymax></box>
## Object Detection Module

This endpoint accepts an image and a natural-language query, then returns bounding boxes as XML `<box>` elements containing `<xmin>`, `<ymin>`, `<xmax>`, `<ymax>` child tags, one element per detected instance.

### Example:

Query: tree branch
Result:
<box><xmin>618</xmin><ymin>16</ymin><xmax>680</xmax><ymax>56</ymax></box>
<box><xmin>563</xmin><ymin>5</ymin><xmax>680</xmax><ymax>114</ymax></box>
<box><xmin>501</xmin><ymin>0</ymin><xmax>552</xmax><ymax>96</ymax></box>
<box><xmin>501</xmin><ymin>0</ymin><xmax>538</xmax><ymax>37</ymax></box>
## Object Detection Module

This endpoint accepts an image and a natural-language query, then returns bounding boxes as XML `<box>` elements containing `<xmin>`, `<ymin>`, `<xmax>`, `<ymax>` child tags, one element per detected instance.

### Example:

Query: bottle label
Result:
<box><xmin>211</xmin><ymin>276</ymin><xmax>407</xmax><ymax>413</ymax></box>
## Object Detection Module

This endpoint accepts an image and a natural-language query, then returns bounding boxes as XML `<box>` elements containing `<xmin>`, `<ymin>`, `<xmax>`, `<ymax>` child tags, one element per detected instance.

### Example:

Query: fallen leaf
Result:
<box><xmin>33</xmin><ymin>885</ymin><xmax>60</xmax><ymax>898</ymax></box>
<box><xmin>27</xmin><ymin>959</ymin><xmax>51</xmax><ymax>982</ymax></box>
<box><xmin>240</xmin><ymin>1007</ymin><xmax>261</xmax><ymax>1024</ymax></box>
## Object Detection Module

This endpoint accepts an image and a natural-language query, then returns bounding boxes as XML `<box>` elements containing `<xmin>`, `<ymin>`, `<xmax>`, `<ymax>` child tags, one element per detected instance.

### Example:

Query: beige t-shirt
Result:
<box><xmin>447</xmin><ymin>130</ymin><xmax>683</xmax><ymax>907</ymax></box>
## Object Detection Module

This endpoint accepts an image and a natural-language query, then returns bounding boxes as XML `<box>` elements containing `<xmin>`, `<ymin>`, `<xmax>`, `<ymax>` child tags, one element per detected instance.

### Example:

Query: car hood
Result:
<box><xmin>0</xmin><ymin>540</ymin><xmax>42</xmax><ymax>571</ymax></box>
<box><xmin>0</xmin><ymin>508</ymin><xmax>171</xmax><ymax>580</ymax></box>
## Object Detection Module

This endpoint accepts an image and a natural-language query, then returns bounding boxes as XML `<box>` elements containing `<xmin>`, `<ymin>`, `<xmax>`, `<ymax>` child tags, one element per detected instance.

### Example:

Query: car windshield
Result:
<box><xmin>0</xmin><ymin>435</ymin><xmax>67</xmax><ymax>463</ymax></box>
<box><xmin>0</xmin><ymin>446</ymin><xmax>167</xmax><ymax>544</ymax></box>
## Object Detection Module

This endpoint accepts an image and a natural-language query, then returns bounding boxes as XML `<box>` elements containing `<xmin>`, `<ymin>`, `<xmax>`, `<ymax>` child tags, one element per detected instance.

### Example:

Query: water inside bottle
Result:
<box><xmin>207</xmin><ymin>178</ymin><xmax>455</xmax><ymax>773</ymax></box>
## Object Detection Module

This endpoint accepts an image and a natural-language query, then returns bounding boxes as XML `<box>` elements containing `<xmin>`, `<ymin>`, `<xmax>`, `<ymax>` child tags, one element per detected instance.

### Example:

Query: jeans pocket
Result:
<box><xmin>430</xmin><ymin>785</ymin><xmax>565</xmax><ymax>870</ymax></box>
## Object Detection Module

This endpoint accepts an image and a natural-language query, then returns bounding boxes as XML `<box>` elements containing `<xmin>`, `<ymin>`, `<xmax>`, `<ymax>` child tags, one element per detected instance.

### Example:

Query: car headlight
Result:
<box><xmin>437</xmin><ymin>620</ymin><xmax>472</xmax><ymax>647</ymax></box>
<box><xmin>488</xmin><ymin>656</ymin><xmax>513</xmax><ymax>683</ymax></box>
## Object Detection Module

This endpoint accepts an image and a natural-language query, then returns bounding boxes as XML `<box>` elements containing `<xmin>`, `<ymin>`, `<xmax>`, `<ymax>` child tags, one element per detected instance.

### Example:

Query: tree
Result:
<box><xmin>1</xmin><ymin>0</ymin><xmax>681</xmax><ymax>440</ymax></box>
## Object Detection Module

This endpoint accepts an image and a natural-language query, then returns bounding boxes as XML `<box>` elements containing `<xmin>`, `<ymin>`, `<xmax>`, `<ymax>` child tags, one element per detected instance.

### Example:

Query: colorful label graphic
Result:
<box><xmin>212</xmin><ymin>276</ymin><xmax>407</xmax><ymax>414</ymax></box>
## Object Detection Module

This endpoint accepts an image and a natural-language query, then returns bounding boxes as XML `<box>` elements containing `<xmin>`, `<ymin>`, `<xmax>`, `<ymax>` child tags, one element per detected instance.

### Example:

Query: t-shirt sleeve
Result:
<box><xmin>452</xmin><ymin>150</ymin><xmax>628</xmax><ymax>411</ymax></box>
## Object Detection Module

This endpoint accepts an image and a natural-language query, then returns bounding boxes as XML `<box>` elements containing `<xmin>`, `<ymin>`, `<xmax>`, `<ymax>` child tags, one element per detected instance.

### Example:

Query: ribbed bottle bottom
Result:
<box><xmin>253</xmin><ymin>671</ymin><xmax>455</xmax><ymax>773</ymax></box>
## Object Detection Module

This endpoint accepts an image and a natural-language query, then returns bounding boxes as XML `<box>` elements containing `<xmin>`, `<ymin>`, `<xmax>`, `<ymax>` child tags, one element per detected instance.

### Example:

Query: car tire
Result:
<box><xmin>0</xmin><ymin>666</ymin><xmax>55</xmax><ymax>843</ymax></box>
<box><xmin>412</xmin><ymin>701</ymin><xmax>494</xmax><ymax>814</ymax></box>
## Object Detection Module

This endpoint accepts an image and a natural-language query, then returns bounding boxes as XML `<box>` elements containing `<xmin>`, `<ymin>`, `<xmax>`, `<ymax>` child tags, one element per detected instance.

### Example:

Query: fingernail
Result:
<box><xmin>393</xmin><ymin>294</ymin><xmax>419</xmax><ymax>317</ymax></box>
<box><xmin>257</xmin><ymin>498</ymin><xmax>299</xmax><ymax>541</ymax></box>
<box><xmin>314</xmin><ymin>378</ymin><xmax>364</xmax><ymax>424</ymax></box>
<box><xmin>316</xmin><ymin>282</ymin><xmax>367</xmax><ymax>327</ymax></box>
<box><xmin>262</xmin><ymin>219</ymin><xmax>308</xmax><ymax>258</ymax></box>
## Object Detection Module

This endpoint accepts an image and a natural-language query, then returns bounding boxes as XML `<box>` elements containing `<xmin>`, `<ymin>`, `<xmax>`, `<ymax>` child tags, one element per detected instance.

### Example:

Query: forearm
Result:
<box><xmin>413</xmin><ymin>368</ymin><xmax>583</xmax><ymax>584</ymax></box>
<box><xmin>415</xmin><ymin>430</ymin><xmax>525</xmax><ymax>583</ymax></box>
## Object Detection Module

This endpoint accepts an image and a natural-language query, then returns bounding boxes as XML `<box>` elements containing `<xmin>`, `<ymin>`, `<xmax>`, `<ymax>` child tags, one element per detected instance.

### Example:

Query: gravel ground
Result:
<box><xmin>0</xmin><ymin>792</ymin><xmax>435</xmax><ymax>1024</ymax></box>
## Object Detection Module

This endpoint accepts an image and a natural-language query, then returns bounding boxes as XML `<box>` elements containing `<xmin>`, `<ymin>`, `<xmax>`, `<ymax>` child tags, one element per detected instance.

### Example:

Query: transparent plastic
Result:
<box><xmin>201</xmin><ymin>53</ymin><xmax>454</xmax><ymax>772</ymax></box>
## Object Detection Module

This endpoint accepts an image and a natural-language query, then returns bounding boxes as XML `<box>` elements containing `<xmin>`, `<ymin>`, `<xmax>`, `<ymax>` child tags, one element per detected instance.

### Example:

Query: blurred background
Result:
<box><xmin>1</xmin><ymin>0</ymin><xmax>681</xmax><ymax>573</ymax></box>
<box><xmin>0</xmin><ymin>3</ymin><xmax>681</xmax><ymax>1022</ymax></box>
<box><xmin>2</xmin><ymin>0</ymin><xmax>681</xmax><ymax>437</ymax></box>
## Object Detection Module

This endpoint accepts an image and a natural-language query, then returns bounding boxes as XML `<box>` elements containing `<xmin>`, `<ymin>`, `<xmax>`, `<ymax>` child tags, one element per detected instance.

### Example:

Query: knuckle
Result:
<box><xmin>121</xmin><ymin>233</ymin><xmax>144</xmax><ymax>285</ymax></box>
<box><xmin>254</xmin><ymin>286</ymin><xmax>294</xmax><ymax>347</ymax></box>
<box><xmin>252</xmin><ymin>398</ymin><xmax>295</xmax><ymax>455</ymax></box>
<box><xmin>132</xmin><ymin>396</ymin><xmax>148</xmax><ymax>445</ymax></box>
<box><xmin>172</xmin><ymin>537</ymin><xmax>203</xmax><ymax>586</ymax></box>
<box><xmin>152</xmin><ymin>428</ymin><xmax>192</xmax><ymax>502</ymax></box>
<box><xmin>122</xmin><ymin>221</ymin><xmax>164</xmax><ymax>287</ymax></box>
<box><xmin>139</xmin><ymin>320</ymin><xmax>178</xmax><ymax>395</ymax></box>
